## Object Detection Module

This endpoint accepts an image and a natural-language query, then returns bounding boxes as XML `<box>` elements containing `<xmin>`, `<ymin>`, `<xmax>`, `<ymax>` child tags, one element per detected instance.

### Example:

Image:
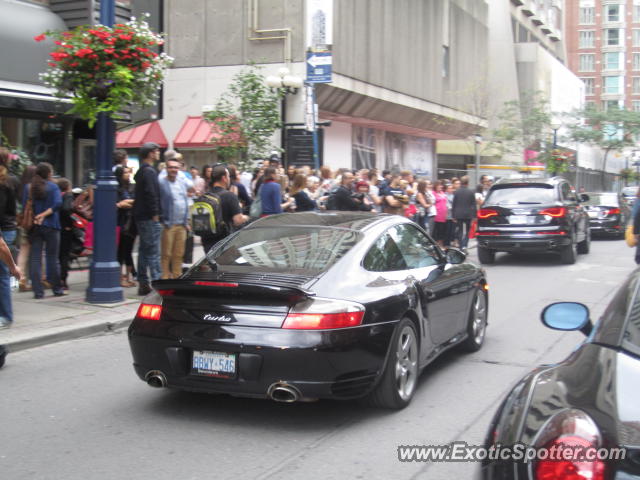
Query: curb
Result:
<box><xmin>3</xmin><ymin>315</ymin><xmax>133</xmax><ymax>353</ymax></box>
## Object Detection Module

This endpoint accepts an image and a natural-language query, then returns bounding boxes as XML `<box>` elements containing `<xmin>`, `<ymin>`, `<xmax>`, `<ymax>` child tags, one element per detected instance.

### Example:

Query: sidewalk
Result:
<box><xmin>0</xmin><ymin>265</ymin><xmax>142</xmax><ymax>352</ymax></box>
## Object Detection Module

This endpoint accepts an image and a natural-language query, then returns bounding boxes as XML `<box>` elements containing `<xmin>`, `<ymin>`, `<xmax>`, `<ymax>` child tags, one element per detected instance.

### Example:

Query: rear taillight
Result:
<box><xmin>476</xmin><ymin>231</ymin><xmax>500</xmax><ymax>236</ymax></box>
<box><xmin>136</xmin><ymin>291</ymin><xmax>163</xmax><ymax>321</ymax></box>
<box><xmin>539</xmin><ymin>207</ymin><xmax>566</xmax><ymax>217</ymax></box>
<box><xmin>606</xmin><ymin>208</ymin><xmax>620</xmax><ymax>216</ymax></box>
<box><xmin>534</xmin><ymin>409</ymin><xmax>605</xmax><ymax>480</ymax></box>
<box><xmin>536</xmin><ymin>230</ymin><xmax>567</xmax><ymax>235</ymax></box>
<box><xmin>282</xmin><ymin>297</ymin><xmax>365</xmax><ymax>330</ymax></box>
<box><xmin>478</xmin><ymin>208</ymin><xmax>499</xmax><ymax>219</ymax></box>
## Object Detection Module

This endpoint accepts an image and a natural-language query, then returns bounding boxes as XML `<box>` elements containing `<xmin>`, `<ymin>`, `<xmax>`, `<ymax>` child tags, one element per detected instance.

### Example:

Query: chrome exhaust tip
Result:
<box><xmin>267</xmin><ymin>382</ymin><xmax>300</xmax><ymax>403</ymax></box>
<box><xmin>145</xmin><ymin>370</ymin><xmax>167</xmax><ymax>388</ymax></box>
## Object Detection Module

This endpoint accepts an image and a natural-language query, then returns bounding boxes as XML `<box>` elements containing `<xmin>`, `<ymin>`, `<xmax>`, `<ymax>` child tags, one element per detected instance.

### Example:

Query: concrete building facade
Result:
<box><xmin>162</xmin><ymin>0</ymin><xmax>489</xmax><ymax>176</ymax></box>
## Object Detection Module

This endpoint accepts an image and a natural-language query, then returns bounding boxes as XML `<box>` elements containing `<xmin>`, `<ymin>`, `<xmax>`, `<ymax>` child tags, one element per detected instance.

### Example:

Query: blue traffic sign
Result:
<box><xmin>306</xmin><ymin>51</ymin><xmax>332</xmax><ymax>83</ymax></box>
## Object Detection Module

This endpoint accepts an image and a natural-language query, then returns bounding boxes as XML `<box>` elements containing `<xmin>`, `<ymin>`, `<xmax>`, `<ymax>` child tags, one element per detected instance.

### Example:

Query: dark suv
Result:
<box><xmin>476</xmin><ymin>177</ymin><xmax>590</xmax><ymax>264</ymax></box>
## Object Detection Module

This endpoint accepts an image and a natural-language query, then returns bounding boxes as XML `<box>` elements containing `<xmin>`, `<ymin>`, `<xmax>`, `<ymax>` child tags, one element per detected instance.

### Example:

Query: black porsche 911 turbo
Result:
<box><xmin>478</xmin><ymin>269</ymin><xmax>640</xmax><ymax>480</ymax></box>
<box><xmin>128</xmin><ymin>212</ymin><xmax>489</xmax><ymax>409</ymax></box>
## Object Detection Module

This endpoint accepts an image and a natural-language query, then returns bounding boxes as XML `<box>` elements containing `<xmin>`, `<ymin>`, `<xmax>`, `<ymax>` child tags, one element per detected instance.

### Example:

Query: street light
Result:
<box><xmin>550</xmin><ymin>120</ymin><xmax>561</xmax><ymax>149</ymax></box>
<box><xmin>473</xmin><ymin>133</ymin><xmax>482</xmax><ymax>185</ymax></box>
<box><xmin>265</xmin><ymin>68</ymin><xmax>303</xmax><ymax>164</ymax></box>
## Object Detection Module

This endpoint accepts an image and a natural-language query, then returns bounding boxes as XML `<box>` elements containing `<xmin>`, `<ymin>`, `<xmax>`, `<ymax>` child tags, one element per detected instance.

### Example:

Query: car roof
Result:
<box><xmin>493</xmin><ymin>176</ymin><xmax>566</xmax><ymax>187</ymax></box>
<box><xmin>244</xmin><ymin>212</ymin><xmax>393</xmax><ymax>232</ymax></box>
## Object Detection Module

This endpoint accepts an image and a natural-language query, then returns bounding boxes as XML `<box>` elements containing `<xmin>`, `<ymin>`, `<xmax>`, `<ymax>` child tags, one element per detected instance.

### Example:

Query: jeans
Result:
<box><xmin>136</xmin><ymin>219</ymin><xmax>162</xmax><ymax>285</ymax></box>
<box><xmin>456</xmin><ymin>218</ymin><xmax>472</xmax><ymax>249</ymax></box>
<box><xmin>0</xmin><ymin>230</ymin><xmax>17</xmax><ymax>323</ymax></box>
<box><xmin>29</xmin><ymin>225</ymin><xmax>63</xmax><ymax>298</ymax></box>
<box><xmin>161</xmin><ymin>224</ymin><xmax>187</xmax><ymax>279</ymax></box>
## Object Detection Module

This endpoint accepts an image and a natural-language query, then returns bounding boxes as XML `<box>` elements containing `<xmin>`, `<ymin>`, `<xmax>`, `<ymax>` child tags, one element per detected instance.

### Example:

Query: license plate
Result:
<box><xmin>509</xmin><ymin>215</ymin><xmax>527</xmax><ymax>224</ymax></box>
<box><xmin>192</xmin><ymin>350</ymin><xmax>236</xmax><ymax>378</ymax></box>
<box><xmin>588</xmin><ymin>211</ymin><xmax>598</xmax><ymax>218</ymax></box>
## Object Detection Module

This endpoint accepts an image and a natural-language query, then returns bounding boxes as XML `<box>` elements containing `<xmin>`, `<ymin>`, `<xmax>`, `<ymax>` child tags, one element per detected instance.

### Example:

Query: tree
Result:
<box><xmin>564</xmin><ymin>106</ymin><xmax>640</xmax><ymax>189</ymax></box>
<box><xmin>205</xmin><ymin>65</ymin><xmax>283</xmax><ymax>171</ymax></box>
<box><xmin>490</xmin><ymin>91</ymin><xmax>553</xmax><ymax>162</ymax></box>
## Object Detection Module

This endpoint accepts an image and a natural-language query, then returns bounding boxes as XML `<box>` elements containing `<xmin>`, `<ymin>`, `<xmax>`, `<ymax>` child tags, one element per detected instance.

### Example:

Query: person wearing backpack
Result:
<box><xmin>194</xmin><ymin>165</ymin><xmax>248</xmax><ymax>253</ymax></box>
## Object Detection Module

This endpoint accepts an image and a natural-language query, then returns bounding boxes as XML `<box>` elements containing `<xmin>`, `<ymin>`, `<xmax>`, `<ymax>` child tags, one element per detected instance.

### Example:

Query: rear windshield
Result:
<box><xmin>622</xmin><ymin>187</ymin><xmax>638</xmax><ymax>196</ymax></box>
<box><xmin>485</xmin><ymin>185</ymin><xmax>555</xmax><ymax>205</ymax></box>
<box><xmin>584</xmin><ymin>194</ymin><xmax>618</xmax><ymax>207</ymax></box>
<box><xmin>199</xmin><ymin>226</ymin><xmax>363</xmax><ymax>274</ymax></box>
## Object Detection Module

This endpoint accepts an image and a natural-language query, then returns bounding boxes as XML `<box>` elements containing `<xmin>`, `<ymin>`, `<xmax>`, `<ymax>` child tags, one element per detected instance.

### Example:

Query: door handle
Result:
<box><xmin>425</xmin><ymin>288</ymin><xmax>436</xmax><ymax>299</ymax></box>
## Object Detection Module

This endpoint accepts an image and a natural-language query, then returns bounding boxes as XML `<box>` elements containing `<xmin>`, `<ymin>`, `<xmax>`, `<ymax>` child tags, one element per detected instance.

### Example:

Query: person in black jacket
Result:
<box><xmin>57</xmin><ymin>178</ymin><xmax>74</xmax><ymax>290</ymax></box>
<box><xmin>451</xmin><ymin>175</ymin><xmax>477</xmax><ymax>251</ymax></box>
<box><xmin>330</xmin><ymin>172</ymin><xmax>371</xmax><ymax>211</ymax></box>
<box><xmin>133</xmin><ymin>142</ymin><xmax>161</xmax><ymax>295</ymax></box>
<box><xmin>289</xmin><ymin>174</ymin><xmax>316</xmax><ymax>212</ymax></box>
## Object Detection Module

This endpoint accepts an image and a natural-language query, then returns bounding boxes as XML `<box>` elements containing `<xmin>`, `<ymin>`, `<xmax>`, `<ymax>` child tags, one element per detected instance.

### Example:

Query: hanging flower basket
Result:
<box><xmin>35</xmin><ymin>15</ymin><xmax>173</xmax><ymax>127</ymax></box>
<box><xmin>544</xmin><ymin>149</ymin><xmax>574</xmax><ymax>175</ymax></box>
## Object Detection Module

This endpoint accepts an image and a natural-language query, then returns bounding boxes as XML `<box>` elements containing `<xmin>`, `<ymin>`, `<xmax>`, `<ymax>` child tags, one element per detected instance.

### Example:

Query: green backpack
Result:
<box><xmin>190</xmin><ymin>192</ymin><xmax>225</xmax><ymax>237</ymax></box>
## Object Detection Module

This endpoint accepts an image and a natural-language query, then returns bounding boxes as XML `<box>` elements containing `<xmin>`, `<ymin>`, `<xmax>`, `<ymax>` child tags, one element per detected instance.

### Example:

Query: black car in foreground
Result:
<box><xmin>128</xmin><ymin>212</ymin><xmax>488</xmax><ymax>409</ymax></box>
<box><xmin>478</xmin><ymin>269</ymin><xmax>640</xmax><ymax>480</ymax></box>
<box><xmin>476</xmin><ymin>177</ymin><xmax>590</xmax><ymax>264</ymax></box>
<box><xmin>583</xmin><ymin>192</ymin><xmax>630</xmax><ymax>238</ymax></box>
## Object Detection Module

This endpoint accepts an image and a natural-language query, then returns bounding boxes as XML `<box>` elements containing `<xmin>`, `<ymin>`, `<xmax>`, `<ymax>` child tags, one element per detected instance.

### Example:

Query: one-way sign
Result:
<box><xmin>306</xmin><ymin>51</ymin><xmax>332</xmax><ymax>83</ymax></box>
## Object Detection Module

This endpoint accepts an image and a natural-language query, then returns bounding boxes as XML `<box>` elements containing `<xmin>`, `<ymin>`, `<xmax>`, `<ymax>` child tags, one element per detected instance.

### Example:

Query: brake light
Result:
<box><xmin>476</xmin><ymin>231</ymin><xmax>500</xmax><ymax>236</ymax></box>
<box><xmin>136</xmin><ymin>303</ymin><xmax>162</xmax><ymax>321</ymax></box>
<box><xmin>478</xmin><ymin>208</ymin><xmax>499</xmax><ymax>219</ymax></box>
<box><xmin>533</xmin><ymin>409</ymin><xmax>605</xmax><ymax>480</ymax></box>
<box><xmin>536</xmin><ymin>231</ymin><xmax>567</xmax><ymax>235</ymax></box>
<box><xmin>282</xmin><ymin>297</ymin><xmax>365</xmax><ymax>330</ymax></box>
<box><xmin>193</xmin><ymin>281</ymin><xmax>239</xmax><ymax>287</ymax></box>
<box><xmin>539</xmin><ymin>207</ymin><xmax>566</xmax><ymax>217</ymax></box>
<box><xmin>606</xmin><ymin>208</ymin><xmax>620</xmax><ymax>216</ymax></box>
<box><xmin>535</xmin><ymin>436</ymin><xmax>605</xmax><ymax>480</ymax></box>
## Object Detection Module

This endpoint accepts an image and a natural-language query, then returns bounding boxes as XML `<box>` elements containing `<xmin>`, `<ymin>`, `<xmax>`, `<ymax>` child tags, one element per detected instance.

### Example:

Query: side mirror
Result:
<box><xmin>541</xmin><ymin>302</ymin><xmax>592</xmax><ymax>336</ymax></box>
<box><xmin>445</xmin><ymin>248</ymin><xmax>466</xmax><ymax>265</ymax></box>
<box><xmin>579</xmin><ymin>193</ymin><xmax>590</xmax><ymax>203</ymax></box>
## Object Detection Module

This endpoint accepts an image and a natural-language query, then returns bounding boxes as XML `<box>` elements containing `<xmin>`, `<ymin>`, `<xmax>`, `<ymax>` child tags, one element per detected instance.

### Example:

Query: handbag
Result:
<box><xmin>250</xmin><ymin>187</ymin><xmax>263</xmax><ymax>218</ymax></box>
<box><xmin>625</xmin><ymin>224</ymin><xmax>638</xmax><ymax>247</ymax></box>
<box><xmin>18</xmin><ymin>192</ymin><xmax>34</xmax><ymax>232</ymax></box>
<box><xmin>73</xmin><ymin>191</ymin><xmax>93</xmax><ymax>220</ymax></box>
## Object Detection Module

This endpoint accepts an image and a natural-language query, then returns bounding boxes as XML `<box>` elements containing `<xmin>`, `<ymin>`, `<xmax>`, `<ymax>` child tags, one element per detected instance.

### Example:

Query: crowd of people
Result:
<box><xmin>0</xmin><ymin>140</ymin><xmax>495</xmax><ymax>329</ymax></box>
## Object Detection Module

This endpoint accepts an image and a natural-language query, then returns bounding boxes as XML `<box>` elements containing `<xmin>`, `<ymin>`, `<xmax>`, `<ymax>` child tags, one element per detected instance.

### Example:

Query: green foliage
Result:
<box><xmin>620</xmin><ymin>168</ymin><xmax>639</xmax><ymax>184</ymax></box>
<box><xmin>205</xmin><ymin>65</ymin><xmax>283</xmax><ymax>171</ymax></box>
<box><xmin>491</xmin><ymin>91</ymin><xmax>552</xmax><ymax>158</ymax></box>
<box><xmin>37</xmin><ymin>16</ymin><xmax>173</xmax><ymax>127</ymax></box>
<box><xmin>539</xmin><ymin>149</ymin><xmax>574</xmax><ymax>175</ymax></box>
<box><xmin>0</xmin><ymin>133</ymin><xmax>32</xmax><ymax>177</ymax></box>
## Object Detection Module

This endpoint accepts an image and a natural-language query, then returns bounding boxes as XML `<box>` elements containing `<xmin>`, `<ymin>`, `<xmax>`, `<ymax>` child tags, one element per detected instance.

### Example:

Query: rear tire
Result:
<box><xmin>577</xmin><ymin>229</ymin><xmax>590</xmax><ymax>254</ymax></box>
<box><xmin>477</xmin><ymin>246</ymin><xmax>495</xmax><ymax>264</ymax></box>
<box><xmin>560</xmin><ymin>242</ymin><xmax>576</xmax><ymax>264</ymax></box>
<box><xmin>365</xmin><ymin>319</ymin><xmax>419</xmax><ymax>409</ymax></box>
<box><xmin>460</xmin><ymin>289</ymin><xmax>488</xmax><ymax>353</ymax></box>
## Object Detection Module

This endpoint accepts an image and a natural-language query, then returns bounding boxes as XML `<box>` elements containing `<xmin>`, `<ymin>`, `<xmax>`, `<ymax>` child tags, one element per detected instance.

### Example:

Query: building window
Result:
<box><xmin>579</xmin><ymin>30</ymin><xmax>595</xmax><ymax>48</ymax></box>
<box><xmin>634</xmin><ymin>77</ymin><xmax>640</xmax><ymax>94</ymax></box>
<box><xmin>633</xmin><ymin>101</ymin><xmax>640</xmax><ymax>112</ymax></box>
<box><xmin>579</xmin><ymin>7</ymin><xmax>595</xmax><ymax>24</ymax></box>
<box><xmin>579</xmin><ymin>54</ymin><xmax>595</xmax><ymax>71</ymax></box>
<box><xmin>603</xmin><ymin>100</ymin><xmax>621</xmax><ymax>111</ymax></box>
<box><xmin>603</xmin><ymin>76</ymin><xmax>622</xmax><ymax>94</ymax></box>
<box><xmin>604</xmin><ymin>29</ymin><xmax>621</xmax><ymax>46</ymax></box>
<box><xmin>604</xmin><ymin>4</ymin><xmax>622</xmax><ymax>22</ymax></box>
<box><xmin>603</xmin><ymin>52</ymin><xmax>622</xmax><ymax>70</ymax></box>
<box><xmin>634</xmin><ymin>53</ymin><xmax>640</xmax><ymax>70</ymax></box>
<box><xmin>582</xmin><ymin>78</ymin><xmax>595</xmax><ymax>95</ymax></box>
<box><xmin>634</xmin><ymin>5</ymin><xmax>640</xmax><ymax>22</ymax></box>
<box><xmin>442</xmin><ymin>45</ymin><xmax>449</xmax><ymax>78</ymax></box>
<box><xmin>585</xmin><ymin>100</ymin><xmax>596</xmax><ymax>110</ymax></box>
<box><xmin>634</xmin><ymin>29</ymin><xmax>640</xmax><ymax>47</ymax></box>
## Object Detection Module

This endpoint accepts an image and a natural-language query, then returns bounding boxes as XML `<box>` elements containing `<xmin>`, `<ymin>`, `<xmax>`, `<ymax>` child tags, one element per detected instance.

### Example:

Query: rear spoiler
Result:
<box><xmin>151</xmin><ymin>279</ymin><xmax>316</xmax><ymax>299</ymax></box>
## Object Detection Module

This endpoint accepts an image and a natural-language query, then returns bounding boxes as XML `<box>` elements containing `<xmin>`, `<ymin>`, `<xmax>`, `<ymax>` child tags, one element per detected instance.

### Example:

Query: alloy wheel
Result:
<box><xmin>395</xmin><ymin>326</ymin><xmax>418</xmax><ymax>401</ymax></box>
<box><xmin>472</xmin><ymin>291</ymin><xmax>487</xmax><ymax>345</ymax></box>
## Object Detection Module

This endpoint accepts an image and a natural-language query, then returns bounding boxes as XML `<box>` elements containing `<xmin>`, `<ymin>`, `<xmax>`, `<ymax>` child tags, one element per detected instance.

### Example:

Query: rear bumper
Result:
<box><xmin>477</xmin><ymin>234</ymin><xmax>571</xmax><ymax>252</ymax></box>
<box><xmin>589</xmin><ymin>219</ymin><xmax>623</xmax><ymax>235</ymax></box>
<box><xmin>128</xmin><ymin>319</ymin><xmax>396</xmax><ymax>400</ymax></box>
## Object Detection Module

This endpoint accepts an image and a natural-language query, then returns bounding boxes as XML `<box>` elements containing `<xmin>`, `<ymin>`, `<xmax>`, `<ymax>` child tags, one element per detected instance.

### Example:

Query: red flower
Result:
<box><xmin>48</xmin><ymin>62</ymin><xmax>56</xmax><ymax>67</ymax></box>
<box><xmin>50</xmin><ymin>52</ymin><xmax>70</xmax><ymax>61</ymax></box>
<box><xmin>104</xmin><ymin>48</ymin><xmax>114</xmax><ymax>54</ymax></box>
<box><xmin>54</xmin><ymin>40</ymin><xmax>63</xmax><ymax>45</ymax></box>
<box><xmin>119</xmin><ymin>34</ymin><xmax>132</xmax><ymax>41</ymax></box>
<box><xmin>69</xmin><ymin>62</ymin><xmax>79</xmax><ymax>67</ymax></box>
<box><xmin>105</xmin><ymin>61</ymin><xmax>113</xmax><ymax>66</ymax></box>
<box><xmin>121</xmin><ymin>49</ymin><xmax>130</xmax><ymax>54</ymax></box>
<box><xmin>62</xmin><ymin>44</ymin><xmax>74</xmax><ymax>49</ymax></box>
<box><xmin>136</xmin><ymin>47</ymin><xmax>149</xmax><ymax>53</ymax></box>
<box><xmin>141</xmin><ymin>62</ymin><xmax>151</xmax><ymax>69</ymax></box>
<box><xmin>34</xmin><ymin>34</ymin><xmax>46</xmax><ymax>42</ymax></box>
<box><xmin>74</xmin><ymin>48</ymin><xmax>94</xmax><ymax>58</ymax></box>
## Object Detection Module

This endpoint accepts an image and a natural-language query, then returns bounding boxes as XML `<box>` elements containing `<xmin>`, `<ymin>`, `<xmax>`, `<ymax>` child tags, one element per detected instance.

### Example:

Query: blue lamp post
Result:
<box><xmin>85</xmin><ymin>0</ymin><xmax>123</xmax><ymax>303</ymax></box>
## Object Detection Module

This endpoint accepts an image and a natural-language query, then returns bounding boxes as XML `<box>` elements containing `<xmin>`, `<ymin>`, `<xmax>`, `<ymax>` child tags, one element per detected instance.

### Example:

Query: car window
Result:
<box><xmin>562</xmin><ymin>183</ymin><xmax>577</xmax><ymax>203</ymax></box>
<box><xmin>388</xmin><ymin>224</ymin><xmax>441</xmax><ymax>269</ymax></box>
<box><xmin>623</xmin><ymin>278</ymin><xmax>640</xmax><ymax>356</ymax></box>
<box><xmin>199</xmin><ymin>226</ymin><xmax>362</xmax><ymax>274</ymax></box>
<box><xmin>485</xmin><ymin>186</ymin><xmax>555</xmax><ymax>205</ymax></box>
<box><xmin>363</xmin><ymin>232</ymin><xmax>407</xmax><ymax>272</ymax></box>
<box><xmin>584</xmin><ymin>194</ymin><xmax>619</xmax><ymax>206</ymax></box>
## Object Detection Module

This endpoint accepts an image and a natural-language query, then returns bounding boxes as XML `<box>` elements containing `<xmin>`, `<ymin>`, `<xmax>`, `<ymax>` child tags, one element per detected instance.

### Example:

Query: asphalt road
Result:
<box><xmin>0</xmin><ymin>236</ymin><xmax>635</xmax><ymax>480</ymax></box>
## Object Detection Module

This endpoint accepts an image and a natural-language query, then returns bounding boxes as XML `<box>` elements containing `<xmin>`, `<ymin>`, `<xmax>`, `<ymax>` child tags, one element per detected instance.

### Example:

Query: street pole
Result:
<box><xmin>474</xmin><ymin>134</ymin><xmax>481</xmax><ymax>186</ymax></box>
<box><xmin>86</xmin><ymin>0</ymin><xmax>123</xmax><ymax>304</ymax></box>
